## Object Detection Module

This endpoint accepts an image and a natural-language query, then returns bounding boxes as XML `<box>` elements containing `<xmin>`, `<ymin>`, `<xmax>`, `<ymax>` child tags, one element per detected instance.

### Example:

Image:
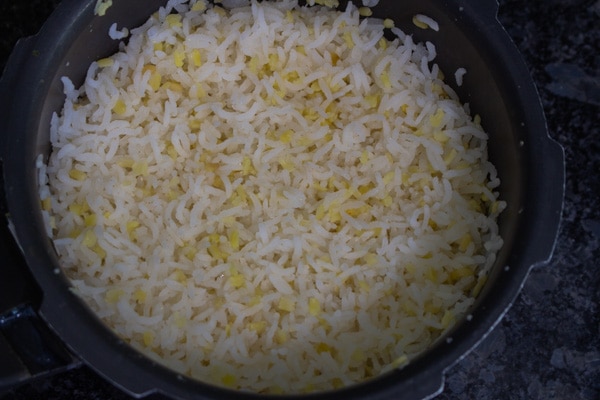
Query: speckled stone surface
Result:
<box><xmin>1</xmin><ymin>1</ymin><xmax>598</xmax><ymax>399</ymax></box>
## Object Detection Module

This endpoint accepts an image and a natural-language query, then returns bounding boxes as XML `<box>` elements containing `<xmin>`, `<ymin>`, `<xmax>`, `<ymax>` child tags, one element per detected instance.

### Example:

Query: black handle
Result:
<box><xmin>0</xmin><ymin>36</ymin><xmax>36</xmax><ymax>158</ymax></box>
<box><xmin>0</xmin><ymin>37</ymin><xmax>82</xmax><ymax>394</ymax></box>
<box><xmin>525</xmin><ymin>135</ymin><xmax>565</xmax><ymax>267</ymax></box>
<box><xmin>0</xmin><ymin>306</ymin><xmax>82</xmax><ymax>394</ymax></box>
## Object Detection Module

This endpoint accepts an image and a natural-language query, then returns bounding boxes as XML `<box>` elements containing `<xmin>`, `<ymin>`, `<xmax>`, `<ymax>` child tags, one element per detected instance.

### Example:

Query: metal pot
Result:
<box><xmin>0</xmin><ymin>0</ymin><xmax>564</xmax><ymax>398</ymax></box>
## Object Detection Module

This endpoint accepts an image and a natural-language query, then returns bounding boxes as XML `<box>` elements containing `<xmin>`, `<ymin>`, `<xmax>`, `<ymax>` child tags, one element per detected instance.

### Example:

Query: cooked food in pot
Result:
<box><xmin>38</xmin><ymin>0</ymin><xmax>505</xmax><ymax>393</ymax></box>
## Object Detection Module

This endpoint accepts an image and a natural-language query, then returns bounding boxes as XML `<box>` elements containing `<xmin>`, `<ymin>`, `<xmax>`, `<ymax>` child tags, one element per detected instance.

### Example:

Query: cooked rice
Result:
<box><xmin>413</xmin><ymin>14</ymin><xmax>440</xmax><ymax>32</ymax></box>
<box><xmin>455</xmin><ymin>67</ymin><xmax>467</xmax><ymax>87</ymax></box>
<box><xmin>108</xmin><ymin>23</ymin><xmax>129</xmax><ymax>40</ymax></box>
<box><xmin>39</xmin><ymin>0</ymin><xmax>505</xmax><ymax>393</ymax></box>
<box><xmin>94</xmin><ymin>0</ymin><xmax>113</xmax><ymax>16</ymax></box>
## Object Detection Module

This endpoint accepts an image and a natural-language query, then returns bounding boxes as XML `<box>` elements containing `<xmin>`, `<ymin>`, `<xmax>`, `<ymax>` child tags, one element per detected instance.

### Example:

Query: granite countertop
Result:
<box><xmin>0</xmin><ymin>0</ymin><xmax>598</xmax><ymax>399</ymax></box>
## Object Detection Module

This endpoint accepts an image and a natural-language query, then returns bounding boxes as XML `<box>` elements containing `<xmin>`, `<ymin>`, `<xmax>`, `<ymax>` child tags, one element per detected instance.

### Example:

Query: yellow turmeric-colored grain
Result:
<box><xmin>308</xmin><ymin>297</ymin><xmax>321</xmax><ymax>316</ymax></box>
<box><xmin>278</xmin><ymin>297</ymin><xmax>296</xmax><ymax>312</ymax></box>
<box><xmin>69</xmin><ymin>169</ymin><xmax>87</xmax><ymax>181</ymax></box>
<box><xmin>112</xmin><ymin>98</ymin><xmax>127</xmax><ymax>115</ymax></box>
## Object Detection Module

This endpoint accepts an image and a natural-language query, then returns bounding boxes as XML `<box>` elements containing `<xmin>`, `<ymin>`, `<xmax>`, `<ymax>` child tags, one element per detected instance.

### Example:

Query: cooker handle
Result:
<box><xmin>0</xmin><ymin>35</ymin><xmax>38</xmax><ymax>155</ymax></box>
<box><xmin>527</xmin><ymin>136</ymin><xmax>565</xmax><ymax>267</ymax></box>
<box><xmin>0</xmin><ymin>38</ymin><xmax>82</xmax><ymax>394</ymax></box>
<box><xmin>0</xmin><ymin>306</ymin><xmax>82</xmax><ymax>394</ymax></box>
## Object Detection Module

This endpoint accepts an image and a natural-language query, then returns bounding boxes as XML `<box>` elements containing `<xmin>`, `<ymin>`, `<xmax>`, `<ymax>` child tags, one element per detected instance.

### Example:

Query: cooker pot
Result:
<box><xmin>0</xmin><ymin>0</ymin><xmax>564</xmax><ymax>398</ymax></box>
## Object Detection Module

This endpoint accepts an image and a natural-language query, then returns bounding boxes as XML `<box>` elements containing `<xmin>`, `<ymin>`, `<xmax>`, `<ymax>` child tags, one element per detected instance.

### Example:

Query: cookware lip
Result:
<box><xmin>0</xmin><ymin>0</ymin><xmax>564</xmax><ymax>398</ymax></box>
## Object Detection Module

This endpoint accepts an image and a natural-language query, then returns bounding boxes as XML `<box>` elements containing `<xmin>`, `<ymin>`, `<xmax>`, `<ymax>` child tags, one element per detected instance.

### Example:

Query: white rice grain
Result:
<box><xmin>455</xmin><ymin>67</ymin><xmax>467</xmax><ymax>87</ymax></box>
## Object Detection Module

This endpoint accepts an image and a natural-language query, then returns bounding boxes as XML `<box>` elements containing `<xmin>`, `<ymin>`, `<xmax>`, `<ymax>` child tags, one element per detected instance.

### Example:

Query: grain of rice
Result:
<box><xmin>108</xmin><ymin>23</ymin><xmax>129</xmax><ymax>40</ymax></box>
<box><xmin>455</xmin><ymin>67</ymin><xmax>467</xmax><ymax>87</ymax></box>
<box><xmin>413</xmin><ymin>13</ymin><xmax>440</xmax><ymax>31</ymax></box>
<box><xmin>362</xmin><ymin>0</ymin><xmax>380</xmax><ymax>7</ymax></box>
<box><xmin>94</xmin><ymin>0</ymin><xmax>113</xmax><ymax>16</ymax></box>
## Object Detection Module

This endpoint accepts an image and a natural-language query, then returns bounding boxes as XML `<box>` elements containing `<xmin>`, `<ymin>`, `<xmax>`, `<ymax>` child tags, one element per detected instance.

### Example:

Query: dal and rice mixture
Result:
<box><xmin>38</xmin><ymin>0</ymin><xmax>505</xmax><ymax>393</ymax></box>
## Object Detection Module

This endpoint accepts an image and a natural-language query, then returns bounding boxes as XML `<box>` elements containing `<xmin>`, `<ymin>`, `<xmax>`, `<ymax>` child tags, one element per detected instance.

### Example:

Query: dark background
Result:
<box><xmin>0</xmin><ymin>0</ymin><xmax>598</xmax><ymax>399</ymax></box>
